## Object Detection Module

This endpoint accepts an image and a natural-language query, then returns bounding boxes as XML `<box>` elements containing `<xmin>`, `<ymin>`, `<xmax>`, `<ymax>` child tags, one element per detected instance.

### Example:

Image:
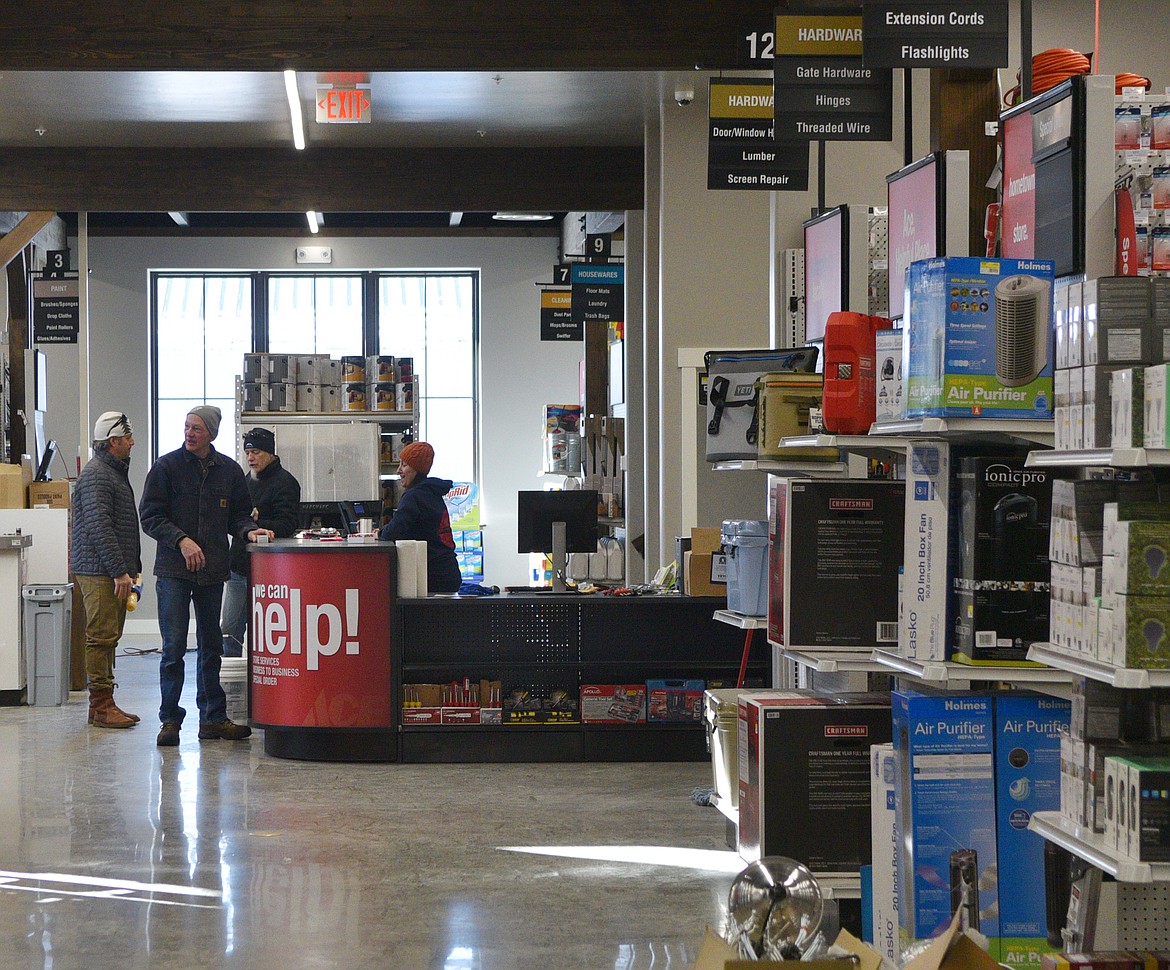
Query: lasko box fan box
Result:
<box><xmin>905</xmin><ymin>257</ymin><xmax>1056</xmax><ymax>418</ymax></box>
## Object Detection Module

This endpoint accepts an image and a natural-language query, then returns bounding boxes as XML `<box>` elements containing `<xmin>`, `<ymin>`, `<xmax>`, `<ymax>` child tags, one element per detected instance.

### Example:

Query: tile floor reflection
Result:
<box><xmin>0</xmin><ymin>653</ymin><xmax>738</xmax><ymax>969</ymax></box>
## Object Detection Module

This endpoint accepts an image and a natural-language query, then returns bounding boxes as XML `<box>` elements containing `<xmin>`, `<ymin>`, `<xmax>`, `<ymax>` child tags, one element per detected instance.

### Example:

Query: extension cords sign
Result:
<box><xmin>250</xmin><ymin>550</ymin><xmax>392</xmax><ymax>728</ymax></box>
<box><xmin>861</xmin><ymin>1</ymin><xmax>1008</xmax><ymax>69</ymax></box>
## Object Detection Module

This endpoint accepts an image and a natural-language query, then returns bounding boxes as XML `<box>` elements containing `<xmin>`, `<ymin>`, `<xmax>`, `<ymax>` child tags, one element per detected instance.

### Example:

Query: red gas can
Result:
<box><xmin>822</xmin><ymin>311</ymin><xmax>891</xmax><ymax>434</ymax></box>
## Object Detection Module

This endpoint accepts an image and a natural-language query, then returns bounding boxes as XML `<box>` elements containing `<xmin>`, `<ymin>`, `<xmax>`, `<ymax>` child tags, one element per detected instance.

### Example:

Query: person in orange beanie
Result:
<box><xmin>378</xmin><ymin>441</ymin><xmax>462</xmax><ymax>593</ymax></box>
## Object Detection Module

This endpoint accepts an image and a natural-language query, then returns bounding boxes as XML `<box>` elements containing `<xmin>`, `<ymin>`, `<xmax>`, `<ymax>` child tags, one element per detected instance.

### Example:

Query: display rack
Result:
<box><xmin>870</xmin><ymin>649</ymin><xmax>1074</xmax><ymax>687</ymax></box>
<box><xmin>1025</xmin><ymin>447</ymin><xmax>1170</xmax><ymax>468</ymax></box>
<box><xmin>1027</xmin><ymin>643</ymin><xmax>1170</xmax><ymax>689</ymax></box>
<box><xmin>781</xmin><ymin>433</ymin><xmax>911</xmax><ymax>455</ymax></box>
<box><xmin>239</xmin><ymin>409</ymin><xmax>416</xmax><ymax>424</ymax></box>
<box><xmin>1028</xmin><ymin>810</ymin><xmax>1170</xmax><ymax>883</ymax></box>
<box><xmin>712</xmin><ymin>610</ymin><xmax>766</xmax><ymax>630</ymax></box>
<box><xmin>710</xmin><ymin>457</ymin><xmax>851</xmax><ymax>476</ymax></box>
<box><xmin>870</xmin><ymin>416</ymin><xmax>1054</xmax><ymax>447</ymax></box>
<box><xmin>775</xmin><ymin>645</ymin><xmax>888</xmax><ymax>675</ymax></box>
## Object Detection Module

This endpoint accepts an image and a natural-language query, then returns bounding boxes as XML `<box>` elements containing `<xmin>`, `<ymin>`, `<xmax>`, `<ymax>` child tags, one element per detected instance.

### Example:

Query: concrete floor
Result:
<box><xmin>0</xmin><ymin>652</ymin><xmax>741</xmax><ymax>969</ymax></box>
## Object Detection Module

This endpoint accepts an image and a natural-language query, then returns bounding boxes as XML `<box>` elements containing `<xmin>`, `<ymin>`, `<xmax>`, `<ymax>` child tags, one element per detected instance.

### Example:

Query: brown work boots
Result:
<box><xmin>88</xmin><ymin>687</ymin><xmax>138</xmax><ymax>729</ymax></box>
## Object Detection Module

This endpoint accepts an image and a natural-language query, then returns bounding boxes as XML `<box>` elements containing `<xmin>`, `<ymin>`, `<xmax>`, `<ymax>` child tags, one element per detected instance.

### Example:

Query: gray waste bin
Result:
<box><xmin>22</xmin><ymin>584</ymin><xmax>73</xmax><ymax>706</ymax></box>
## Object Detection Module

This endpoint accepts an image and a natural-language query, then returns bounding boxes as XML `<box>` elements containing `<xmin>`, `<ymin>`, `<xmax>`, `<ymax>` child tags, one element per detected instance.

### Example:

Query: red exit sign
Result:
<box><xmin>315</xmin><ymin>86</ymin><xmax>371</xmax><ymax>124</ymax></box>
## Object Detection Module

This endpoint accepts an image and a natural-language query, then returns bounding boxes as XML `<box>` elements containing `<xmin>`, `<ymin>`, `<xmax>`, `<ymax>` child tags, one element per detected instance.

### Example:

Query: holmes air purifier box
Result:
<box><xmin>579</xmin><ymin>685</ymin><xmax>646</xmax><ymax>724</ymax></box>
<box><xmin>737</xmin><ymin>692</ymin><xmax>891</xmax><ymax>870</ymax></box>
<box><xmin>893</xmin><ymin>689</ymin><xmax>997</xmax><ymax>948</ymax></box>
<box><xmin>771</xmin><ymin>478</ymin><xmax>904</xmax><ymax>651</ymax></box>
<box><xmin>646</xmin><ymin>679</ymin><xmax>704</xmax><ymax>722</ymax></box>
<box><xmin>870</xmin><ymin>743</ymin><xmax>900</xmax><ymax>965</ymax></box>
<box><xmin>992</xmin><ymin>693</ymin><xmax>1070</xmax><ymax>964</ymax></box>
<box><xmin>953</xmin><ymin>458</ymin><xmax>1053</xmax><ymax>664</ymax></box>
<box><xmin>905</xmin><ymin>256</ymin><xmax>1056</xmax><ymax>419</ymax></box>
<box><xmin>876</xmin><ymin>328</ymin><xmax>905</xmax><ymax>422</ymax></box>
<box><xmin>901</xmin><ymin>442</ymin><xmax>954</xmax><ymax>661</ymax></box>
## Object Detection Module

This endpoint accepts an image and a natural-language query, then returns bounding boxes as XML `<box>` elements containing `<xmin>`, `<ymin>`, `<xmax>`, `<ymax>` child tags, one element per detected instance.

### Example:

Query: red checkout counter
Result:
<box><xmin>248</xmin><ymin>539</ymin><xmax>399</xmax><ymax>761</ymax></box>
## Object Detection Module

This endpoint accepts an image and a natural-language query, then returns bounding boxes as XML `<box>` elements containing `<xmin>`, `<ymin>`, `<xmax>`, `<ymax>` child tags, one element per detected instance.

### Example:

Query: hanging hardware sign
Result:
<box><xmin>708</xmin><ymin>78</ymin><xmax>809</xmax><ymax>191</ymax></box>
<box><xmin>540</xmin><ymin>289</ymin><xmax>579</xmax><ymax>342</ymax></box>
<box><xmin>861</xmin><ymin>1</ymin><xmax>1008</xmax><ymax>68</ymax></box>
<box><xmin>772</xmin><ymin>11</ymin><xmax>893</xmax><ymax>143</ymax></box>
<box><xmin>32</xmin><ymin>278</ymin><xmax>79</xmax><ymax>344</ymax></box>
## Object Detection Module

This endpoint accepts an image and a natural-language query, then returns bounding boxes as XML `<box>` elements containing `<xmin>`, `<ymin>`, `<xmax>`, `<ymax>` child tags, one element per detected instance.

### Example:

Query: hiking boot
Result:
<box><xmin>198</xmin><ymin>719</ymin><xmax>252</xmax><ymax>741</ymax></box>
<box><xmin>156</xmin><ymin>721</ymin><xmax>181</xmax><ymax>746</ymax></box>
<box><xmin>89</xmin><ymin>688</ymin><xmax>136</xmax><ymax>729</ymax></box>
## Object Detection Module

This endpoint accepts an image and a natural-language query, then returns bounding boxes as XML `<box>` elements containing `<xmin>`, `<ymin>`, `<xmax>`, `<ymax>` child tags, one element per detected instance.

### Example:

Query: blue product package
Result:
<box><xmin>906</xmin><ymin>256</ymin><xmax>1056</xmax><ymax>419</ymax></box>
<box><xmin>893</xmin><ymin>689</ymin><xmax>997</xmax><ymax>948</ymax></box>
<box><xmin>993</xmin><ymin>692</ymin><xmax>1070</xmax><ymax>964</ymax></box>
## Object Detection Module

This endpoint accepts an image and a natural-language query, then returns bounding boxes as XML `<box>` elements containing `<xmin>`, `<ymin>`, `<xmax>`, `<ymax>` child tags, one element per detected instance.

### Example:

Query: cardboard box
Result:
<box><xmin>870</xmin><ymin>744</ymin><xmax>900</xmax><ymax>966</ymax></box>
<box><xmin>646</xmin><ymin>679</ymin><xmax>703</xmax><ymax>722</ymax></box>
<box><xmin>690</xmin><ymin>527</ymin><xmax>722</xmax><ymax>557</ymax></box>
<box><xmin>1145</xmin><ymin>363</ymin><xmax>1170</xmax><ymax>447</ymax></box>
<box><xmin>992</xmin><ymin>693</ymin><xmax>1070</xmax><ymax>963</ymax></box>
<box><xmin>905</xmin><ymin>256</ymin><xmax>1056</xmax><ymax>419</ymax></box>
<box><xmin>901</xmin><ymin>442</ymin><xmax>953</xmax><ymax>660</ymax></box>
<box><xmin>893</xmin><ymin>689</ymin><xmax>997</xmax><ymax>947</ymax></box>
<box><xmin>1122</xmin><ymin>754</ymin><xmax>1170</xmax><ymax>860</ymax></box>
<box><xmin>27</xmin><ymin>480</ymin><xmax>71</xmax><ymax>510</ymax></box>
<box><xmin>685</xmin><ymin>550</ymin><xmax>726</xmax><ymax>597</ymax></box>
<box><xmin>876</xmin><ymin>328</ymin><xmax>904</xmax><ymax>422</ymax></box>
<box><xmin>737</xmin><ymin>692</ymin><xmax>892</xmax><ymax>870</ymax></box>
<box><xmin>771</xmin><ymin>477</ymin><xmax>904</xmax><ymax>651</ymax></box>
<box><xmin>1104</xmin><ymin>519</ymin><xmax>1170</xmax><ymax>594</ymax></box>
<box><xmin>1112</xmin><ymin>593</ymin><xmax>1170</xmax><ymax>668</ymax></box>
<box><xmin>0</xmin><ymin>465</ymin><xmax>26</xmax><ymax>509</ymax></box>
<box><xmin>580</xmin><ymin>684</ymin><xmax>646</xmax><ymax>724</ymax></box>
<box><xmin>1111</xmin><ymin>367</ymin><xmax>1144</xmax><ymax>448</ymax></box>
<box><xmin>953</xmin><ymin>458</ymin><xmax>1052</xmax><ymax>663</ymax></box>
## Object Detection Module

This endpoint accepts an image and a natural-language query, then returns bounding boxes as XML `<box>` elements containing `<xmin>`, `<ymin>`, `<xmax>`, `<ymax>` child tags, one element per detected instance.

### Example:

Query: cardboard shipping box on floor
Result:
<box><xmin>0</xmin><ymin>465</ymin><xmax>26</xmax><ymax>508</ymax></box>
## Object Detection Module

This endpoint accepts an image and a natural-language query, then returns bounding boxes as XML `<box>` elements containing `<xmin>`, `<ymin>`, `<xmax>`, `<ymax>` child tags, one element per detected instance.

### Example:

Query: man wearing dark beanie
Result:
<box><xmin>378</xmin><ymin>440</ymin><xmax>462</xmax><ymax>593</ymax></box>
<box><xmin>140</xmin><ymin>405</ymin><xmax>274</xmax><ymax>746</ymax></box>
<box><xmin>220</xmin><ymin>427</ymin><xmax>300</xmax><ymax>656</ymax></box>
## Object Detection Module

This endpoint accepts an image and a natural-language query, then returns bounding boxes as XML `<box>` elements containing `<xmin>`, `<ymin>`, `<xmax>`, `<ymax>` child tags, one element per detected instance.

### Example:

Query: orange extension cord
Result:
<box><xmin>1003</xmin><ymin>48</ymin><xmax>1150</xmax><ymax>106</ymax></box>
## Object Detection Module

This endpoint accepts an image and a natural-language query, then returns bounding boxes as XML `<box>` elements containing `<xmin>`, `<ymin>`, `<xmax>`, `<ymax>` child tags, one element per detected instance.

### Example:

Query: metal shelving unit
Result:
<box><xmin>1028</xmin><ymin>643</ymin><xmax>1170</xmax><ymax>689</ymax></box>
<box><xmin>1028</xmin><ymin>810</ymin><xmax>1170</xmax><ymax>883</ymax></box>
<box><xmin>1025</xmin><ymin>447</ymin><xmax>1170</xmax><ymax>468</ymax></box>
<box><xmin>781</xmin><ymin>433</ymin><xmax>911</xmax><ymax>455</ymax></box>
<box><xmin>870</xmin><ymin>416</ymin><xmax>1054</xmax><ymax>446</ymax></box>
<box><xmin>871</xmin><ymin>649</ymin><xmax>1074</xmax><ymax>687</ymax></box>
<box><xmin>775</xmin><ymin>645</ymin><xmax>887</xmax><ymax>674</ymax></box>
<box><xmin>710</xmin><ymin>457</ymin><xmax>851</xmax><ymax>476</ymax></box>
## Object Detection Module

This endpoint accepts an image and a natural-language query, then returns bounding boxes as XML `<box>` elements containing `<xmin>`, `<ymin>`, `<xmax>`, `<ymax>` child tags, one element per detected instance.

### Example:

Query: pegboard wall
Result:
<box><xmin>1097</xmin><ymin>882</ymin><xmax>1170</xmax><ymax>948</ymax></box>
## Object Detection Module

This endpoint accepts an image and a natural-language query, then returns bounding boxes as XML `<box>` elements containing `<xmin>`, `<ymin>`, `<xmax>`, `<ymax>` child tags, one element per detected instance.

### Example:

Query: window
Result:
<box><xmin>152</xmin><ymin>270</ymin><xmax>478</xmax><ymax>486</ymax></box>
<box><xmin>153</xmin><ymin>274</ymin><xmax>253</xmax><ymax>453</ymax></box>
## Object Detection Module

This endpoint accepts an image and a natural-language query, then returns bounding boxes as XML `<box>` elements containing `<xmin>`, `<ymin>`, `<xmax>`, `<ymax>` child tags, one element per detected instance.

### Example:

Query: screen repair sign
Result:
<box><xmin>250</xmin><ymin>550</ymin><xmax>392</xmax><ymax>728</ymax></box>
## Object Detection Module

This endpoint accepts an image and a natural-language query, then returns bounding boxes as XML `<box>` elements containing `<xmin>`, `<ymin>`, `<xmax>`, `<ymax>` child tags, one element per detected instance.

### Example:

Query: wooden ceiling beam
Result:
<box><xmin>0</xmin><ymin>1</ymin><xmax>774</xmax><ymax>72</ymax></box>
<box><xmin>0</xmin><ymin>211</ymin><xmax>54</xmax><ymax>268</ymax></box>
<box><xmin>0</xmin><ymin>147</ymin><xmax>644</xmax><ymax>213</ymax></box>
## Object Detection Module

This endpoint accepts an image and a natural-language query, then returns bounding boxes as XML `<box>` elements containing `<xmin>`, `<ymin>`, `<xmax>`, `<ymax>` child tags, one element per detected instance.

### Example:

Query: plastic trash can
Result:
<box><xmin>22</xmin><ymin>584</ymin><xmax>73</xmax><ymax>706</ymax></box>
<box><xmin>720</xmin><ymin>519</ymin><xmax>769</xmax><ymax>616</ymax></box>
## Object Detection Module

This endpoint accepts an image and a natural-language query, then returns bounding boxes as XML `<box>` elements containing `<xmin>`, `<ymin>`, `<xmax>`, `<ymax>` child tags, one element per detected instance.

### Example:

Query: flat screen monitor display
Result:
<box><xmin>33</xmin><ymin>439</ymin><xmax>57</xmax><ymax>482</ymax></box>
<box><xmin>887</xmin><ymin>154</ymin><xmax>940</xmax><ymax>321</ymax></box>
<box><xmin>1001</xmin><ymin>78</ymin><xmax>1082</xmax><ymax>277</ymax></box>
<box><xmin>516</xmin><ymin>490</ymin><xmax>599</xmax><ymax>555</ymax></box>
<box><xmin>803</xmin><ymin>206</ymin><xmax>847</xmax><ymax>344</ymax></box>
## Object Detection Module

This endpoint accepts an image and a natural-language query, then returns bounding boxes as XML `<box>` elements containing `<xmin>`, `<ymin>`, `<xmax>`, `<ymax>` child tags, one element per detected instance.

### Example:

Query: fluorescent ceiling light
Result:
<box><xmin>449</xmin><ymin>211</ymin><xmax>464</xmax><ymax>227</ymax></box>
<box><xmin>306</xmin><ymin>210</ymin><xmax>320</xmax><ymax>233</ymax></box>
<box><xmin>167</xmin><ymin>211</ymin><xmax>189</xmax><ymax>227</ymax></box>
<box><xmin>492</xmin><ymin>211</ymin><xmax>553</xmax><ymax>222</ymax></box>
<box><xmin>284</xmin><ymin>70</ymin><xmax>306</xmax><ymax>150</ymax></box>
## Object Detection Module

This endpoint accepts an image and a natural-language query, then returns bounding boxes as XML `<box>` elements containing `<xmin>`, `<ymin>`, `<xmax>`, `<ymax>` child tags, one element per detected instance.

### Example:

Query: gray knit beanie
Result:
<box><xmin>187</xmin><ymin>405</ymin><xmax>222</xmax><ymax>440</ymax></box>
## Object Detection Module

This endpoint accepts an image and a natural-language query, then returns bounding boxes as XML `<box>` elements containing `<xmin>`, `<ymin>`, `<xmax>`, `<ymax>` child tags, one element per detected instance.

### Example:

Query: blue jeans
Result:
<box><xmin>157</xmin><ymin>576</ymin><xmax>227</xmax><ymax>726</ymax></box>
<box><xmin>220</xmin><ymin>571</ymin><xmax>248</xmax><ymax>657</ymax></box>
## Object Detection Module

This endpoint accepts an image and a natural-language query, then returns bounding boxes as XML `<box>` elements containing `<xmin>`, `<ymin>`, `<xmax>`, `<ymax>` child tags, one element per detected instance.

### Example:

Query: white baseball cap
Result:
<box><xmin>94</xmin><ymin>411</ymin><xmax>133</xmax><ymax>440</ymax></box>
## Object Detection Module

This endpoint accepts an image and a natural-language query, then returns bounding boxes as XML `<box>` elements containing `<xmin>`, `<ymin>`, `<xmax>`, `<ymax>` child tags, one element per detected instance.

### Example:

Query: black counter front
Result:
<box><xmin>397</xmin><ymin>593</ymin><xmax>767</xmax><ymax>763</ymax></box>
<box><xmin>249</xmin><ymin>539</ymin><xmax>399</xmax><ymax>762</ymax></box>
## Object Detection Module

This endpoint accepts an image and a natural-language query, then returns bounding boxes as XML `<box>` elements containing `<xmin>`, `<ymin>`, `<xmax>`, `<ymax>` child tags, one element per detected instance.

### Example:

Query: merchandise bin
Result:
<box><xmin>22</xmin><ymin>584</ymin><xmax>73</xmax><ymax>706</ymax></box>
<box><xmin>721</xmin><ymin>519</ymin><xmax>769</xmax><ymax>616</ymax></box>
<box><xmin>704</xmin><ymin>687</ymin><xmax>744</xmax><ymax>811</ymax></box>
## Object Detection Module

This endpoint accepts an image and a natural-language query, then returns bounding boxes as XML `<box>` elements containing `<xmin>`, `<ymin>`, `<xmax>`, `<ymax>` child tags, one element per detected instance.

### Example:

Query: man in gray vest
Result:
<box><xmin>71</xmin><ymin>411</ymin><xmax>141</xmax><ymax>729</ymax></box>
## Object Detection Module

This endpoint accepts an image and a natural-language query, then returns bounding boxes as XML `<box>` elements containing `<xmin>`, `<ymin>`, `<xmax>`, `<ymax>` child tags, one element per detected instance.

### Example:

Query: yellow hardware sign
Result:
<box><xmin>709</xmin><ymin>82</ymin><xmax>774</xmax><ymax>120</ymax></box>
<box><xmin>541</xmin><ymin>290</ymin><xmax>571</xmax><ymax>310</ymax></box>
<box><xmin>774</xmin><ymin>14</ymin><xmax>864</xmax><ymax>57</ymax></box>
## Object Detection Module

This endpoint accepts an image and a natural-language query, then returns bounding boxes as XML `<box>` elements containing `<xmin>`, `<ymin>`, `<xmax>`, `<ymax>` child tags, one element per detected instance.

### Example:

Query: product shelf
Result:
<box><xmin>240</xmin><ymin>410</ymin><xmax>415</xmax><ymax>424</ymax></box>
<box><xmin>710</xmin><ymin>458</ymin><xmax>850</xmax><ymax>477</ymax></box>
<box><xmin>1024</xmin><ymin>447</ymin><xmax>1170</xmax><ymax>468</ymax></box>
<box><xmin>1028</xmin><ymin>810</ymin><xmax>1170</xmax><ymax>883</ymax></box>
<box><xmin>781</xmin><ymin>434</ymin><xmax>911</xmax><ymax>455</ymax></box>
<box><xmin>1027</xmin><ymin>643</ymin><xmax>1170</xmax><ymax>688</ymax></box>
<box><xmin>871</xmin><ymin>649</ymin><xmax>1073</xmax><ymax>686</ymax></box>
<box><xmin>869</xmin><ymin>417</ymin><xmax>1054</xmax><ymax>447</ymax></box>
<box><xmin>712</xmin><ymin>610</ymin><xmax>767</xmax><ymax>630</ymax></box>
<box><xmin>774</xmin><ymin>645</ymin><xmax>888</xmax><ymax>674</ymax></box>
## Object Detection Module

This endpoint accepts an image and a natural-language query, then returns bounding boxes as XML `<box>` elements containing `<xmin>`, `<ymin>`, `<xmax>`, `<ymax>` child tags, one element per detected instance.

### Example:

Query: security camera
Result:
<box><xmin>675</xmin><ymin>84</ymin><xmax>694</xmax><ymax>107</ymax></box>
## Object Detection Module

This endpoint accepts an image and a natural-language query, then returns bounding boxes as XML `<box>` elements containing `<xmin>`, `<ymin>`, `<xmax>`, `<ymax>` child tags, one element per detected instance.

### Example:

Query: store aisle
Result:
<box><xmin>0</xmin><ymin>654</ymin><xmax>737</xmax><ymax>969</ymax></box>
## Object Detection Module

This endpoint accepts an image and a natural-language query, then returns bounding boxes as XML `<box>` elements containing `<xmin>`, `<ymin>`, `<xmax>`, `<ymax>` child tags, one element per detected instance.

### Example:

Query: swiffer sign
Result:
<box><xmin>773</xmin><ymin>12</ymin><xmax>892</xmax><ymax>142</ymax></box>
<box><xmin>540</xmin><ymin>289</ymin><xmax>579</xmax><ymax>341</ymax></box>
<box><xmin>708</xmin><ymin>78</ymin><xmax>809</xmax><ymax>191</ymax></box>
<box><xmin>861</xmin><ymin>1</ymin><xmax>1008</xmax><ymax>68</ymax></box>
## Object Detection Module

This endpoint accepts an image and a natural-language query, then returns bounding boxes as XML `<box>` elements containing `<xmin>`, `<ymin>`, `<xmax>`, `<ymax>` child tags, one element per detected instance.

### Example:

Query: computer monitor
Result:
<box><xmin>516</xmin><ymin>489</ymin><xmax>599</xmax><ymax>593</ymax></box>
<box><xmin>339</xmin><ymin>499</ymin><xmax>383</xmax><ymax>534</ymax></box>
<box><xmin>298</xmin><ymin>501</ymin><xmax>347</xmax><ymax>533</ymax></box>
<box><xmin>33</xmin><ymin>439</ymin><xmax>58</xmax><ymax>482</ymax></box>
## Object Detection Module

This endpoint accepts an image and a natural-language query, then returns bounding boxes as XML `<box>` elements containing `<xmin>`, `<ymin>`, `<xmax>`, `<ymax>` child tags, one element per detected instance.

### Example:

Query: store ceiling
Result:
<box><xmin>0</xmin><ymin>70</ymin><xmax>668</xmax><ymax>234</ymax></box>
